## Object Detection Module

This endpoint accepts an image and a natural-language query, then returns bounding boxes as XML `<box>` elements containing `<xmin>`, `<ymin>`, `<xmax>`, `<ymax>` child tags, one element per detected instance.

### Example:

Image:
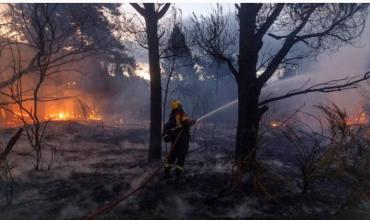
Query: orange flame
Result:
<box><xmin>345</xmin><ymin>110</ymin><xmax>368</xmax><ymax>126</ymax></box>
<box><xmin>0</xmin><ymin>98</ymin><xmax>103</xmax><ymax>127</ymax></box>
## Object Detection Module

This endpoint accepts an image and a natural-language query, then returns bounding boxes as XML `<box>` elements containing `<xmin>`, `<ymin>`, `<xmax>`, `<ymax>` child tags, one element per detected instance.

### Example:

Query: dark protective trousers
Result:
<box><xmin>167</xmin><ymin>132</ymin><xmax>190</xmax><ymax>167</ymax></box>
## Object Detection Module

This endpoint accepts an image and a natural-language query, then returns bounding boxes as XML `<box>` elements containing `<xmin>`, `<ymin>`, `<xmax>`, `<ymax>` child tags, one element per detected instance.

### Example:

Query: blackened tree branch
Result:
<box><xmin>0</xmin><ymin>128</ymin><xmax>23</xmax><ymax>163</ymax></box>
<box><xmin>259</xmin><ymin>71</ymin><xmax>370</xmax><ymax>106</ymax></box>
<box><xmin>255</xmin><ymin>4</ymin><xmax>284</xmax><ymax>40</ymax></box>
<box><xmin>130</xmin><ymin>4</ymin><xmax>146</xmax><ymax>17</ymax></box>
<box><xmin>157</xmin><ymin>3</ymin><xmax>170</xmax><ymax>19</ymax></box>
<box><xmin>258</xmin><ymin>5</ymin><xmax>319</xmax><ymax>86</ymax></box>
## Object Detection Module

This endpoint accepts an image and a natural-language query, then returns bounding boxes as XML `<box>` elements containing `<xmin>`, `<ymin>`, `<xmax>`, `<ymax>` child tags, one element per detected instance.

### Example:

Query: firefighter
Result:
<box><xmin>163</xmin><ymin>100</ymin><xmax>196</xmax><ymax>179</ymax></box>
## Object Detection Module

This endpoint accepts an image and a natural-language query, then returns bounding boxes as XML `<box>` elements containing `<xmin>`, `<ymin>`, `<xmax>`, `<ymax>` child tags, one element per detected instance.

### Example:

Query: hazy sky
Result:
<box><xmin>174</xmin><ymin>3</ymin><xmax>235</xmax><ymax>17</ymax></box>
<box><xmin>122</xmin><ymin>3</ymin><xmax>235</xmax><ymax>18</ymax></box>
<box><xmin>121</xmin><ymin>3</ymin><xmax>370</xmax><ymax>97</ymax></box>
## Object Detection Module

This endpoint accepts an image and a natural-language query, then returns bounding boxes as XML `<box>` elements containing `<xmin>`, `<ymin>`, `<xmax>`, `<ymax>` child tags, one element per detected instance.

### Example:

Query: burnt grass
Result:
<box><xmin>0</xmin><ymin>121</ymin><xmax>368</xmax><ymax>220</ymax></box>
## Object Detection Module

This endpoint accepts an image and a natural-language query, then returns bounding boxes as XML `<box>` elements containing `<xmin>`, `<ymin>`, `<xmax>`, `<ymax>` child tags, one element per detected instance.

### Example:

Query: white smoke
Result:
<box><xmin>262</xmin><ymin>18</ymin><xmax>370</xmax><ymax>118</ymax></box>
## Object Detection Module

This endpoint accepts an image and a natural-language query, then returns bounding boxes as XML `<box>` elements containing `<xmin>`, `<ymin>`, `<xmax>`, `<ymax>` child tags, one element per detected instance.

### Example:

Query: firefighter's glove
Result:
<box><xmin>163</xmin><ymin>134</ymin><xmax>172</xmax><ymax>143</ymax></box>
<box><xmin>190</xmin><ymin>119</ymin><xmax>197</xmax><ymax>126</ymax></box>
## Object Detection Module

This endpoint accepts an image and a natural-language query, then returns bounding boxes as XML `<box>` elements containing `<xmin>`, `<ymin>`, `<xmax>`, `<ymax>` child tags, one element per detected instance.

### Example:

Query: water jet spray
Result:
<box><xmin>196</xmin><ymin>99</ymin><xmax>238</xmax><ymax>123</ymax></box>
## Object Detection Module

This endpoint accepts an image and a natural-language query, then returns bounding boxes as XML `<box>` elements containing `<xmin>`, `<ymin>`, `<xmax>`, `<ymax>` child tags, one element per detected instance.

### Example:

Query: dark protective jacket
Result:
<box><xmin>163</xmin><ymin>108</ymin><xmax>194</xmax><ymax>168</ymax></box>
<box><xmin>163</xmin><ymin>108</ymin><xmax>193</xmax><ymax>143</ymax></box>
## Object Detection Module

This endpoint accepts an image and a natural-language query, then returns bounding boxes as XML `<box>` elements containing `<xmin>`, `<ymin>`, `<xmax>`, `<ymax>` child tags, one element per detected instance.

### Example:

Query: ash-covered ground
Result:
<box><xmin>0</xmin><ymin>122</ymin><xmax>366</xmax><ymax>220</ymax></box>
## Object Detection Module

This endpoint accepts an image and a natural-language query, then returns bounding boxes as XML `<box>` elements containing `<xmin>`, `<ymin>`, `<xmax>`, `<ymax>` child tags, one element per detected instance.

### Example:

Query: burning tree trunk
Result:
<box><xmin>131</xmin><ymin>3</ymin><xmax>170</xmax><ymax>161</ymax></box>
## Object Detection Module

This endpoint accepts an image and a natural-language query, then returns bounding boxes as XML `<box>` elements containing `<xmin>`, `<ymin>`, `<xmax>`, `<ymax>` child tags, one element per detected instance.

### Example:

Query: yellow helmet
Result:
<box><xmin>170</xmin><ymin>100</ymin><xmax>182</xmax><ymax>110</ymax></box>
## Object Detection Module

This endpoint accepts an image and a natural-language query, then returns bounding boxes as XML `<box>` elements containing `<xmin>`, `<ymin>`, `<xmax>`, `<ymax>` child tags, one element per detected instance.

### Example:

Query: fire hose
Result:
<box><xmin>82</xmin><ymin>100</ymin><xmax>239</xmax><ymax>219</ymax></box>
<box><xmin>82</xmin><ymin>129</ymin><xmax>184</xmax><ymax>220</ymax></box>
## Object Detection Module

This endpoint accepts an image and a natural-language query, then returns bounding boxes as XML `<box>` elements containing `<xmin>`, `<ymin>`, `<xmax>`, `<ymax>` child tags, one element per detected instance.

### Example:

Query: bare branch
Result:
<box><xmin>0</xmin><ymin>128</ymin><xmax>23</xmax><ymax>163</ymax></box>
<box><xmin>157</xmin><ymin>3</ymin><xmax>171</xmax><ymax>19</ymax></box>
<box><xmin>191</xmin><ymin>4</ymin><xmax>239</xmax><ymax>78</ymax></box>
<box><xmin>259</xmin><ymin>71</ymin><xmax>370</xmax><ymax>106</ymax></box>
<box><xmin>255</xmin><ymin>4</ymin><xmax>284</xmax><ymax>40</ymax></box>
<box><xmin>130</xmin><ymin>3</ymin><xmax>146</xmax><ymax>17</ymax></box>
<box><xmin>258</xmin><ymin>5</ymin><xmax>318</xmax><ymax>86</ymax></box>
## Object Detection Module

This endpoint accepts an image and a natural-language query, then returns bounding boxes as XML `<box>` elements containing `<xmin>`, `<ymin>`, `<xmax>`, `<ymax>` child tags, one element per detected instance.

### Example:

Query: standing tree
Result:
<box><xmin>193</xmin><ymin>4</ymin><xmax>369</xmax><ymax>181</ymax></box>
<box><xmin>130</xmin><ymin>3</ymin><xmax>170</xmax><ymax>161</ymax></box>
<box><xmin>162</xmin><ymin>24</ymin><xmax>198</xmax><ymax>122</ymax></box>
<box><xmin>0</xmin><ymin>3</ymin><xmax>133</xmax><ymax>169</ymax></box>
<box><xmin>0</xmin><ymin>3</ymin><xmax>131</xmax><ymax>89</ymax></box>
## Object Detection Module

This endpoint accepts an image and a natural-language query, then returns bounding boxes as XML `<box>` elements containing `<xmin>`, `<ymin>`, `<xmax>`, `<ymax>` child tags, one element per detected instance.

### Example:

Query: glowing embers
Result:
<box><xmin>44</xmin><ymin>98</ymin><xmax>103</xmax><ymax>122</ymax></box>
<box><xmin>48</xmin><ymin>112</ymin><xmax>72</xmax><ymax>121</ymax></box>
<box><xmin>268</xmin><ymin>108</ymin><xmax>370</xmax><ymax>129</ymax></box>
<box><xmin>47</xmin><ymin>111</ymin><xmax>102</xmax><ymax>121</ymax></box>
<box><xmin>0</xmin><ymin>98</ymin><xmax>103</xmax><ymax>127</ymax></box>
<box><xmin>46</xmin><ymin>110</ymin><xmax>103</xmax><ymax>122</ymax></box>
<box><xmin>269</xmin><ymin>119</ymin><xmax>285</xmax><ymax>128</ymax></box>
<box><xmin>345</xmin><ymin>109</ymin><xmax>369</xmax><ymax>126</ymax></box>
<box><xmin>86</xmin><ymin>110</ymin><xmax>102</xmax><ymax>121</ymax></box>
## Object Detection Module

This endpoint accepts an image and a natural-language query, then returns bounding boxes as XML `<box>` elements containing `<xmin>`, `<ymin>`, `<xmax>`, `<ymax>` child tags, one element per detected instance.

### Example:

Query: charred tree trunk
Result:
<box><xmin>194</xmin><ymin>3</ymin><xmax>368</xmax><ymax>189</ymax></box>
<box><xmin>131</xmin><ymin>3</ymin><xmax>170</xmax><ymax>161</ymax></box>
<box><xmin>143</xmin><ymin>4</ymin><xmax>163</xmax><ymax>161</ymax></box>
<box><xmin>235</xmin><ymin>87</ymin><xmax>261</xmax><ymax>165</ymax></box>
<box><xmin>146</xmin><ymin>17</ymin><xmax>162</xmax><ymax>161</ymax></box>
<box><xmin>235</xmin><ymin>4</ymin><xmax>265</xmax><ymax>174</ymax></box>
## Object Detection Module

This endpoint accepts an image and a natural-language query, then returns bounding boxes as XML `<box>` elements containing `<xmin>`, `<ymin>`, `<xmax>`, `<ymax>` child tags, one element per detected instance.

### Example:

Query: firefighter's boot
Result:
<box><xmin>174</xmin><ymin>165</ymin><xmax>183</xmax><ymax>183</ymax></box>
<box><xmin>164</xmin><ymin>163</ymin><xmax>172</xmax><ymax>179</ymax></box>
